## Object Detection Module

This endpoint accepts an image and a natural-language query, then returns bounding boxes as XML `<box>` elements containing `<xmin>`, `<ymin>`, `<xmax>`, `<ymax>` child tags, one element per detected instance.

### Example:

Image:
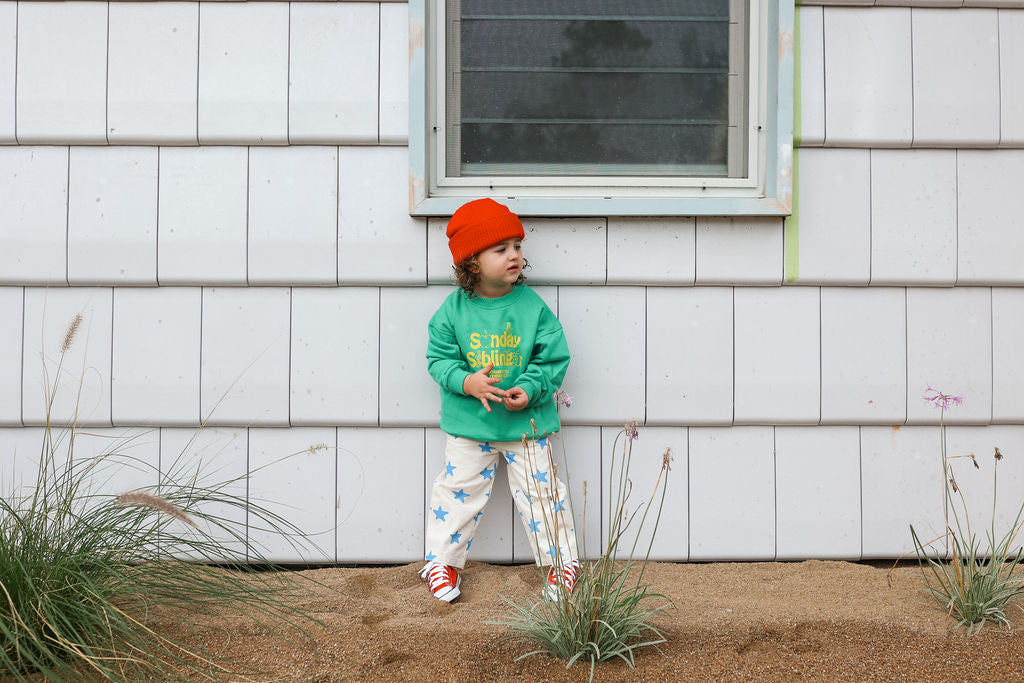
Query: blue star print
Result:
<box><xmin>479</xmin><ymin>442</ymin><xmax>495</xmax><ymax>453</ymax></box>
<box><xmin>532</xmin><ymin>470</ymin><xmax>548</xmax><ymax>483</ymax></box>
<box><xmin>450</xmin><ymin>531</ymin><xmax>462</xmax><ymax>544</ymax></box>
<box><xmin>522</xmin><ymin>491</ymin><xmax>533</xmax><ymax>503</ymax></box>
<box><xmin>453</xmin><ymin>489</ymin><xmax>469</xmax><ymax>503</ymax></box>
<box><xmin>504</xmin><ymin>451</ymin><xmax>516</xmax><ymax>464</ymax></box>
<box><xmin>529</xmin><ymin>519</ymin><xmax>542</xmax><ymax>533</ymax></box>
<box><xmin>545</xmin><ymin>544</ymin><xmax>560</xmax><ymax>559</ymax></box>
<box><xmin>473</xmin><ymin>511</ymin><xmax>483</xmax><ymax>523</ymax></box>
<box><xmin>467</xmin><ymin>538</ymin><xmax>473</xmax><ymax>550</ymax></box>
<box><xmin>445</xmin><ymin>461</ymin><xmax>456</xmax><ymax>477</ymax></box>
<box><xmin>433</xmin><ymin>506</ymin><xmax>449</xmax><ymax>521</ymax></box>
<box><xmin>425</xmin><ymin>551</ymin><xmax>436</xmax><ymax>561</ymax></box>
<box><xmin>479</xmin><ymin>465</ymin><xmax>495</xmax><ymax>480</ymax></box>
<box><xmin>552</xmin><ymin>499</ymin><xmax>566</xmax><ymax>512</ymax></box>
<box><xmin>537</xmin><ymin>437</ymin><xmax>548</xmax><ymax>449</ymax></box>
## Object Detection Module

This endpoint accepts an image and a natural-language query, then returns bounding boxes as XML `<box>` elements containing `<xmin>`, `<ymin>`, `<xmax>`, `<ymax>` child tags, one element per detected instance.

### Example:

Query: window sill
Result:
<box><xmin>410</xmin><ymin>195</ymin><xmax>793</xmax><ymax>217</ymax></box>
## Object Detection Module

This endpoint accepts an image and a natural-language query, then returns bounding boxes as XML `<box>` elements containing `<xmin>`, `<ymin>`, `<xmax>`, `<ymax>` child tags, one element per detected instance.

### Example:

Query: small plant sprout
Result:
<box><xmin>908</xmin><ymin>387</ymin><xmax>1024</xmax><ymax>633</ymax></box>
<box><xmin>494</xmin><ymin>405</ymin><xmax>671</xmax><ymax>681</ymax></box>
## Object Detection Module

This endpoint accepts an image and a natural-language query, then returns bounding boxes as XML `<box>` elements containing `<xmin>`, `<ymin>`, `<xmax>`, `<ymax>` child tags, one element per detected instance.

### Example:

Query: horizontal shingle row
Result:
<box><xmin>801</xmin><ymin>0</ymin><xmax>1024</xmax><ymax>7</ymax></box>
<box><xmin>798</xmin><ymin>7</ymin><xmax>1024</xmax><ymax>147</ymax></box>
<box><xmin>0</xmin><ymin>1</ymin><xmax>407</xmax><ymax>145</ymax></box>
<box><xmin>4</xmin><ymin>3</ymin><xmax>1022</xmax><ymax>149</ymax></box>
<box><xmin>0</xmin><ymin>146</ymin><xmax>422</xmax><ymax>285</ymax></box>
<box><xmin>4</xmin><ymin>145</ymin><xmax>1023</xmax><ymax>287</ymax></box>
<box><xmin>3</xmin><ymin>423</ymin><xmax>1020</xmax><ymax>562</ymax></box>
<box><xmin>1</xmin><ymin>284</ymin><xmax>1019</xmax><ymax>428</ymax></box>
<box><xmin>794</xmin><ymin>148</ymin><xmax>1024</xmax><ymax>285</ymax></box>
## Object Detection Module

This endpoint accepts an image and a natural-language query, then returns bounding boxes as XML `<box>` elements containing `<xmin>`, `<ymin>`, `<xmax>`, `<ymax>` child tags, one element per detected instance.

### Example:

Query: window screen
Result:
<box><xmin>445</xmin><ymin>0</ymin><xmax>748</xmax><ymax>178</ymax></box>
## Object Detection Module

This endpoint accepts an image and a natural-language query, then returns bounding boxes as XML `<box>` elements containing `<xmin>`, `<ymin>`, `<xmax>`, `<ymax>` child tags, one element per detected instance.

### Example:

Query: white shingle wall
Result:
<box><xmin>107</xmin><ymin>2</ymin><xmax>199</xmax><ymax>145</ymax></box>
<box><xmin>15</xmin><ymin>2</ymin><xmax>108</xmax><ymax>144</ymax></box>
<box><xmin>2</xmin><ymin>2</ymin><xmax>1023</xmax><ymax>562</ymax></box>
<box><xmin>0</xmin><ymin>2</ymin><xmax>16</xmax><ymax>143</ymax></box>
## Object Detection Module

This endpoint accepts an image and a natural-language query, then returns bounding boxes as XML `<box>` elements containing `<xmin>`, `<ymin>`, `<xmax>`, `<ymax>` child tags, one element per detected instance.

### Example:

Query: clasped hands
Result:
<box><xmin>462</xmin><ymin>363</ymin><xmax>528</xmax><ymax>412</ymax></box>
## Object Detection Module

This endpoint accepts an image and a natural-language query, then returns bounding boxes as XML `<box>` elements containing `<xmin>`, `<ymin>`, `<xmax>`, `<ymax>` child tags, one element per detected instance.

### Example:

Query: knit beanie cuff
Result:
<box><xmin>446</xmin><ymin>199</ymin><xmax>525</xmax><ymax>265</ymax></box>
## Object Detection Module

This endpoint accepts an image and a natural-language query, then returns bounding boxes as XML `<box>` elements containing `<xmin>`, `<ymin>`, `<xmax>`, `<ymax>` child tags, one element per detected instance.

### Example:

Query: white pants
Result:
<box><xmin>425</xmin><ymin>434</ymin><xmax>579</xmax><ymax>569</ymax></box>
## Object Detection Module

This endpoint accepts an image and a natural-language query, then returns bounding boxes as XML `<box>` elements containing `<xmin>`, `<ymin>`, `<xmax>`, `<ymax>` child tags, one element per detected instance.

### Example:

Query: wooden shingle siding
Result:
<box><xmin>2</xmin><ymin>1</ymin><xmax>1024</xmax><ymax>562</ymax></box>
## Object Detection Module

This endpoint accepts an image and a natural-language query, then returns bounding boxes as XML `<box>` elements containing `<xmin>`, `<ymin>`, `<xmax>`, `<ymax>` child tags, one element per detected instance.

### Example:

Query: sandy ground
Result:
<box><xmin>156</xmin><ymin>560</ymin><xmax>1024</xmax><ymax>681</ymax></box>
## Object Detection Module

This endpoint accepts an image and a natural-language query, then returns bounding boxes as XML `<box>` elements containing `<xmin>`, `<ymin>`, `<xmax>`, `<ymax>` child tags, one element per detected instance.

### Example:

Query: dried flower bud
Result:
<box><xmin>995</xmin><ymin>447</ymin><xmax>1004</xmax><ymax>461</ymax></box>
<box><xmin>624</xmin><ymin>420</ymin><xmax>639</xmax><ymax>442</ymax></box>
<box><xmin>553</xmin><ymin>388</ymin><xmax>573</xmax><ymax>408</ymax></box>
<box><xmin>662</xmin><ymin>447</ymin><xmax>673</xmax><ymax>472</ymax></box>
<box><xmin>949</xmin><ymin>475</ymin><xmax>959</xmax><ymax>493</ymax></box>
<box><xmin>969</xmin><ymin>454</ymin><xmax>979</xmax><ymax>469</ymax></box>
<box><xmin>308</xmin><ymin>442</ymin><xmax>328</xmax><ymax>454</ymax></box>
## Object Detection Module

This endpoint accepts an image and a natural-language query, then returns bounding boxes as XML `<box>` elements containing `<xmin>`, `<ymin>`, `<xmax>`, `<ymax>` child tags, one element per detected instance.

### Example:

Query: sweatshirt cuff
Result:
<box><xmin>447</xmin><ymin>369</ymin><xmax>471</xmax><ymax>395</ymax></box>
<box><xmin>518</xmin><ymin>379</ymin><xmax>543</xmax><ymax>407</ymax></box>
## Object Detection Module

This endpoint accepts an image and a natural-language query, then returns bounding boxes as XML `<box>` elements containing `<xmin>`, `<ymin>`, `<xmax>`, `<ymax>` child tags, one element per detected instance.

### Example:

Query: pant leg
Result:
<box><xmin>504</xmin><ymin>434</ymin><xmax>579</xmax><ymax>567</ymax></box>
<box><xmin>424</xmin><ymin>435</ymin><xmax>500</xmax><ymax>568</ymax></box>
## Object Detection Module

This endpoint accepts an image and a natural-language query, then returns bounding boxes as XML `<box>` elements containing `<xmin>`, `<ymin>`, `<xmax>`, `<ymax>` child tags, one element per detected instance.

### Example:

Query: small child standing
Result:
<box><xmin>421</xmin><ymin>198</ymin><xmax>581</xmax><ymax>603</ymax></box>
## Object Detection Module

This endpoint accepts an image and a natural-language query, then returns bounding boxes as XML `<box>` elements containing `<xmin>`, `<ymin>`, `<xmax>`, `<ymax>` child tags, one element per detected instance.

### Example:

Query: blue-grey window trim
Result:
<box><xmin>408</xmin><ymin>0</ymin><xmax>793</xmax><ymax>217</ymax></box>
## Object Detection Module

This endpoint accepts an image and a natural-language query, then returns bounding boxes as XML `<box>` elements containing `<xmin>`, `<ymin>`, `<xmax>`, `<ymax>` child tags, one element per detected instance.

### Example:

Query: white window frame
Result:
<box><xmin>408</xmin><ymin>0</ymin><xmax>793</xmax><ymax>216</ymax></box>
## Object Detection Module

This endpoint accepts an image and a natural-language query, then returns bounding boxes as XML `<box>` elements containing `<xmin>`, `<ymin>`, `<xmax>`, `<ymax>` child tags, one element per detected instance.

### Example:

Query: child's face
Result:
<box><xmin>473</xmin><ymin>238</ymin><xmax>524</xmax><ymax>295</ymax></box>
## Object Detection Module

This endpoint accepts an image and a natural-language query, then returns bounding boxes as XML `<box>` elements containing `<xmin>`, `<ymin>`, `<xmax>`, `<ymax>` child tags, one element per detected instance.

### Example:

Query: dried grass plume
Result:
<box><xmin>115</xmin><ymin>491</ymin><xmax>198</xmax><ymax>528</ymax></box>
<box><xmin>61</xmin><ymin>314</ymin><xmax>83</xmax><ymax>353</ymax></box>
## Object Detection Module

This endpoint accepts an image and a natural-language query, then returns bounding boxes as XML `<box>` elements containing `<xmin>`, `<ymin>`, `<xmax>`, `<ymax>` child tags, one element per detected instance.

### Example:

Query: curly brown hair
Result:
<box><xmin>453</xmin><ymin>255</ymin><xmax>530</xmax><ymax>297</ymax></box>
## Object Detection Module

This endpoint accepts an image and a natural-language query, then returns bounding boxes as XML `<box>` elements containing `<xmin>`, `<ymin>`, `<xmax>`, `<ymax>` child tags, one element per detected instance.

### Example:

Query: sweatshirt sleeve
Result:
<box><xmin>426</xmin><ymin>312</ymin><xmax>471</xmax><ymax>396</ymax></box>
<box><xmin>515</xmin><ymin>310</ymin><xmax>570</xmax><ymax>408</ymax></box>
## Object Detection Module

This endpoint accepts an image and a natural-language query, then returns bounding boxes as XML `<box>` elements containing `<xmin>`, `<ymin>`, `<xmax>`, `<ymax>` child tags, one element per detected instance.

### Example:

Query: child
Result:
<box><xmin>421</xmin><ymin>198</ymin><xmax>580</xmax><ymax>603</ymax></box>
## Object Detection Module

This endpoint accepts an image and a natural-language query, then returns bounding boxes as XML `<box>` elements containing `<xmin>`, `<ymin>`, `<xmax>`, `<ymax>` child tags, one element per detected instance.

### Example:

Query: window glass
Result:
<box><xmin>445</xmin><ymin>0</ymin><xmax>747</xmax><ymax>178</ymax></box>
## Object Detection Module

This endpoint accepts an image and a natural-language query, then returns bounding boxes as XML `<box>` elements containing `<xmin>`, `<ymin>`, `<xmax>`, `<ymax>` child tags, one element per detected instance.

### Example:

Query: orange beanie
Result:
<box><xmin>446</xmin><ymin>198</ymin><xmax>525</xmax><ymax>265</ymax></box>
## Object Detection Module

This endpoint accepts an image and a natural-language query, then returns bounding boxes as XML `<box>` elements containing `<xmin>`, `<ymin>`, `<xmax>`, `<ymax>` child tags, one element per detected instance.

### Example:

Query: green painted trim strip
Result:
<box><xmin>785</xmin><ymin>148</ymin><xmax>800</xmax><ymax>281</ymax></box>
<box><xmin>785</xmin><ymin>3</ymin><xmax>801</xmax><ymax>282</ymax></box>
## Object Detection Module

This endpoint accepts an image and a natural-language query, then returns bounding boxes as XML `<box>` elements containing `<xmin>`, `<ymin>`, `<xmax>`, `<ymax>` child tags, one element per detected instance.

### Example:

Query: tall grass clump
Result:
<box><xmin>910</xmin><ymin>387</ymin><xmax>1024</xmax><ymax>633</ymax></box>
<box><xmin>496</xmin><ymin>393</ymin><xmax>672</xmax><ymax>680</ymax></box>
<box><xmin>1</xmin><ymin>314</ymin><xmax>320</xmax><ymax>681</ymax></box>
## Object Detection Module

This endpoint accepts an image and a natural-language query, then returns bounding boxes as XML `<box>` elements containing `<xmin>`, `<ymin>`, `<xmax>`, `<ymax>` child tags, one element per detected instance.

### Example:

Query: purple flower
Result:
<box><xmin>923</xmin><ymin>386</ymin><xmax>964</xmax><ymax>411</ymax></box>
<box><xmin>553</xmin><ymin>388</ymin><xmax>573</xmax><ymax>408</ymax></box>
<box><xmin>625</xmin><ymin>420</ymin><xmax>639</xmax><ymax>442</ymax></box>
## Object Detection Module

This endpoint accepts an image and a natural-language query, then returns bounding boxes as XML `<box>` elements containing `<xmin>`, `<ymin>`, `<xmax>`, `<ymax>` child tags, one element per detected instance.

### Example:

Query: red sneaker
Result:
<box><xmin>419</xmin><ymin>561</ymin><xmax>461</xmax><ymax>603</ymax></box>
<box><xmin>544</xmin><ymin>559</ymin><xmax>582</xmax><ymax>601</ymax></box>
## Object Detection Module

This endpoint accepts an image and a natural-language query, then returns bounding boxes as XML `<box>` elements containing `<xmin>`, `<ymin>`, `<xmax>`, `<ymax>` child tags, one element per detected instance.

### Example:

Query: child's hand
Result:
<box><xmin>503</xmin><ymin>386</ymin><xmax>530</xmax><ymax>411</ymax></box>
<box><xmin>463</xmin><ymin>363</ymin><xmax>509</xmax><ymax>412</ymax></box>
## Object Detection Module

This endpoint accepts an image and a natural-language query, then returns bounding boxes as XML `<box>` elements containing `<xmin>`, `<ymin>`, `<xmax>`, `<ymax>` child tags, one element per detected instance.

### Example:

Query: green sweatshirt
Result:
<box><xmin>426</xmin><ymin>285</ymin><xmax>570</xmax><ymax>442</ymax></box>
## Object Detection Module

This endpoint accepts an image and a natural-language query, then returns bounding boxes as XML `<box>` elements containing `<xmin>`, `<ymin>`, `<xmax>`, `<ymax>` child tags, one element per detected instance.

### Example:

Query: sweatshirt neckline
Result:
<box><xmin>463</xmin><ymin>285</ymin><xmax>527</xmax><ymax>309</ymax></box>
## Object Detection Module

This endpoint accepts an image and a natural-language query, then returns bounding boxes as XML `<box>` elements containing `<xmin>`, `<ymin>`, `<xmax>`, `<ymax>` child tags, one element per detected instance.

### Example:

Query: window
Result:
<box><xmin>409</xmin><ymin>0</ymin><xmax>793</xmax><ymax>216</ymax></box>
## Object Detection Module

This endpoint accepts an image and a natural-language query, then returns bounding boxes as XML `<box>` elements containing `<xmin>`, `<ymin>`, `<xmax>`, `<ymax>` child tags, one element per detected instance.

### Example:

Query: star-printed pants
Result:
<box><xmin>425</xmin><ymin>434</ymin><xmax>579</xmax><ymax>569</ymax></box>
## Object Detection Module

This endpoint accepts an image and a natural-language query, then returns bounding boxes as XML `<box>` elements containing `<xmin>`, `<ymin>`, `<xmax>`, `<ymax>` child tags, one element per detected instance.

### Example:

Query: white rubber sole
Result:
<box><xmin>434</xmin><ymin>578</ymin><xmax>461</xmax><ymax>603</ymax></box>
